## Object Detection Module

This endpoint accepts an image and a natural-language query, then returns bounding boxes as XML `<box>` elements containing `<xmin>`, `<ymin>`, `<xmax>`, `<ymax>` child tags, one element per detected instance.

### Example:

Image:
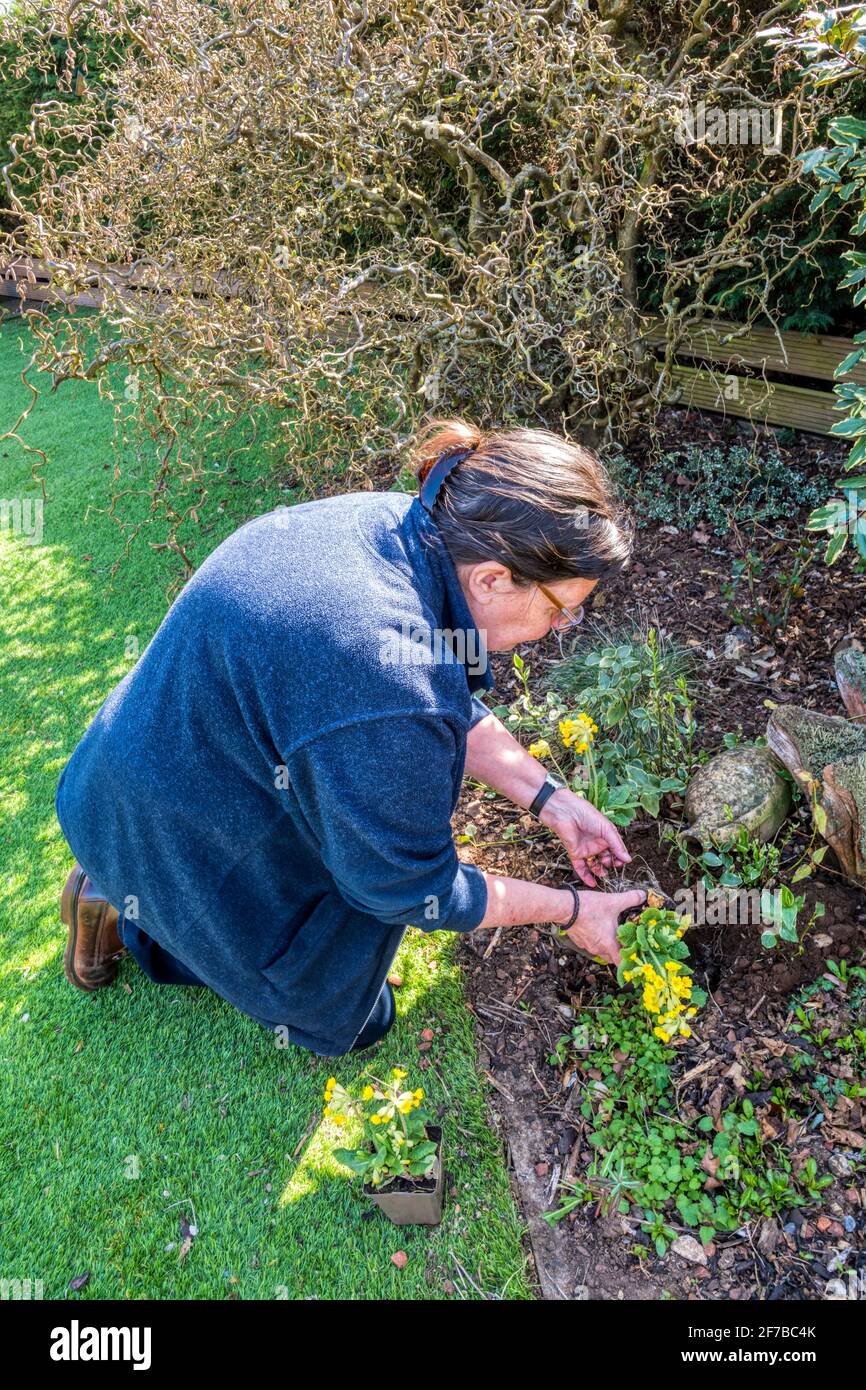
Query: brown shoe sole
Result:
<box><xmin>60</xmin><ymin>865</ymin><xmax>125</xmax><ymax>992</ymax></box>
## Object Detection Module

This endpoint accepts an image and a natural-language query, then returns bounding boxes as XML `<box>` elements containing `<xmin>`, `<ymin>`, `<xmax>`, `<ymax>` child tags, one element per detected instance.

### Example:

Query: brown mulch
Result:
<box><xmin>450</xmin><ymin>408</ymin><xmax>866</xmax><ymax>1300</ymax></box>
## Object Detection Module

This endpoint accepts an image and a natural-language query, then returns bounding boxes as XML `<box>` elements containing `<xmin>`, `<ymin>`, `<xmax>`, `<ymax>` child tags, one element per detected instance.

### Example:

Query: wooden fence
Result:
<box><xmin>1</xmin><ymin>254</ymin><xmax>859</xmax><ymax>437</ymax></box>
<box><xmin>644</xmin><ymin>317</ymin><xmax>864</xmax><ymax>437</ymax></box>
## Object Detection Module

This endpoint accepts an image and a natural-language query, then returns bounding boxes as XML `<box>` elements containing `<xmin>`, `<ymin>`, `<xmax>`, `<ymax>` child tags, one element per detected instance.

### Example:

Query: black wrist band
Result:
<box><xmin>528</xmin><ymin>773</ymin><xmax>559</xmax><ymax>819</ymax></box>
<box><xmin>557</xmin><ymin>884</ymin><xmax>581</xmax><ymax>935</ymax></box>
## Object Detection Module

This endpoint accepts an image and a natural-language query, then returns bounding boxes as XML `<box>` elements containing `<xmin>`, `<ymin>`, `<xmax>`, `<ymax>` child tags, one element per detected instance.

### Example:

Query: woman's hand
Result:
<box><xmin>560</xmin><ymin>888</ymin><xmax>648</xmax><ymax>966</ymax></box>
<box><xmin>538</xmin><ymin>787</ymin><xmax>631</xmax><ymax>887</ymax></box>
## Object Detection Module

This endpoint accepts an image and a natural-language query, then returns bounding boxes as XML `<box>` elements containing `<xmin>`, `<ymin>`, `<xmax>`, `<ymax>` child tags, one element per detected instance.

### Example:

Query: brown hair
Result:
<box><xmin>410</xmin><ymin>417</ymin><xmax>633</xmax><ymax>585</ymax></box>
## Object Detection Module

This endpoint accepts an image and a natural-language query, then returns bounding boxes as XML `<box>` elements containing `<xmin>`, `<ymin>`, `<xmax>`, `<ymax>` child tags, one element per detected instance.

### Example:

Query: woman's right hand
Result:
<box><xmin>559</xmin><ymin>888</ymin><xmax>647</xmax><ymax>966</ymax></box>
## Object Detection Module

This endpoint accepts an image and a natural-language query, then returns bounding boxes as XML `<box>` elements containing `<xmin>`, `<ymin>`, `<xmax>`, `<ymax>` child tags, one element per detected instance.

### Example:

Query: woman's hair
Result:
<box><xmin>409</xmin><ymin>416</ymin><xmax>633</xmax><ymax>585</ymax></box>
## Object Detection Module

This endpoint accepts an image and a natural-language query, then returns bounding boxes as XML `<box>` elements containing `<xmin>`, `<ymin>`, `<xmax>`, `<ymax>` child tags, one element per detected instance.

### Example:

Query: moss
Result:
<box><xmin>770</xmin><ymin>707</ymin><xmax>866</xmax><ymax>772</ymax></box>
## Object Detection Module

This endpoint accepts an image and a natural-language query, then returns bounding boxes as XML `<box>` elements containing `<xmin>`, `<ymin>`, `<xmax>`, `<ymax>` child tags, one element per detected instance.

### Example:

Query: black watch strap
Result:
<box><xmin>528</xmin><ymin>772</ymin><xmax>563</xmax><ymax>819</ymax></box>
<box><xmin>558</xmin><ymin>884</ymin><xmax>581</xmax><ymax>935</ymax></box>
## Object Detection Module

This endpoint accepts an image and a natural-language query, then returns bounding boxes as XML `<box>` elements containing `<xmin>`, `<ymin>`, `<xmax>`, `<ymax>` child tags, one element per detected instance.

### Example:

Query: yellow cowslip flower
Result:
<box><xmin>326</xmin><ymin>1077</ymin><xmax>337</xmax><ymax>1090</ymax></box>
<box><xmin>370</xmin><ymin>1114</ymin><xmax>382</xmax><ymax>1125</ymax></box>
<box><xmin>398</xmin><ymin>1100</ymin><xmax>413</xmax><ymax>1114</ymax></box>
<box><xmin>362</xmin><ymin>1085</ymin><xmax>375</xmax><ymax>1101</ymax></box>
<box><xmin>528</xmin><ymin>739</ymin><xmax>552</xmax><ymax>759</ymax></box>
<box><xmin>413</xmin><ymin>1089</ymin><xmax>423</xmax><ymax>1100</ymax></box>
<box><xmin>664</xmin><ymin>961</ymin><xmax>681</xmax><ymax>973</ymax></box>
<box><xmin>323</xmin><ymin>1105</ymin><xmax>332</xmax><ymax>1117</ymax></box>
<box><xmin>391</xmin><ymin>1067</ymin><xmax>407</xmax><ymax>1080</ymax></box>
<box><xmin>679</xmin><ymin>1025</ymin><xmax>693</xmax><ymax>1038</ymax></box>
<box><xmin>333</xmin><ymin>1115</ymin><xmax>347</xmax><ymax>1126</ymax></box>
<box><xmin>686</xmin><ymin>1007</ymin><xmax>697</xmax><ymax>1017</ymax></box>
<box><xmin>558</xmin><ymin>713</ymin><xmax>597</xmax><ymax>751</ymax></box>
<box><xmin>653</xmin><ymin>1026</ymin><xmax>669</xmax><ymax>1040</ymax></box>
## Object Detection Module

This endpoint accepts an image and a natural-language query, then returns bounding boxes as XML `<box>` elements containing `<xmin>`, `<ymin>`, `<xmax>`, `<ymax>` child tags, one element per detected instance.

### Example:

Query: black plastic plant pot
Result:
<box><xmin>362</xmin><ymin>1125</ymin><xmax>444</xmax><ymax>1226</ymax></box>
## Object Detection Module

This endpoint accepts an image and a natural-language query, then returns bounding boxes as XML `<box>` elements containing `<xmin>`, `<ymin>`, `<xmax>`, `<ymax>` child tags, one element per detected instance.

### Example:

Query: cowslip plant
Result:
<box><xmin>325</xmin><ymin>1068</ymin><xmax>438</xmax><ymax>1189</ymax></box>
<box><xmin>617</xmin><ymin>894</ymin><xmax>707</xmax><ymax>1043</ymax></box>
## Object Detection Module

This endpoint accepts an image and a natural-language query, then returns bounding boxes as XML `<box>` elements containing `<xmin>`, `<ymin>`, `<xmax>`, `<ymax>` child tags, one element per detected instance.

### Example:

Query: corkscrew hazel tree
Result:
<box><xmin>0</xmin><ymin>0</ymin><xmax>847</xmax><ymax>569</ymax></box>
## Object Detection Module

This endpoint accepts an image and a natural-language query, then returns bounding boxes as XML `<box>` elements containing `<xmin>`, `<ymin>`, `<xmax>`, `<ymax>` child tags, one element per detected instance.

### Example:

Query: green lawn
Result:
<box><xmin>0</xmin><ymin>311</ymin><xmax>532</xmax><ymax>1300</ymax></box>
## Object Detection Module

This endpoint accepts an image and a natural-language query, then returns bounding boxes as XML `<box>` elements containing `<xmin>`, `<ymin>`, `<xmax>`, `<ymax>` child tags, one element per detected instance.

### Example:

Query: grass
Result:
<box><xmin>0</xmin><ymin>310</ymin><xmax>532</xmax><ymax>1300</ymax></box>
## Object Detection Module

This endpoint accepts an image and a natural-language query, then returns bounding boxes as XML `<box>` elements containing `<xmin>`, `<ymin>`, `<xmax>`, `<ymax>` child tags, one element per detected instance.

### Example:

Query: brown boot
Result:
<box><xmin>60</xmin><ymin>863</ymin><xmax>126</xmax><ymax>991</ymax></box>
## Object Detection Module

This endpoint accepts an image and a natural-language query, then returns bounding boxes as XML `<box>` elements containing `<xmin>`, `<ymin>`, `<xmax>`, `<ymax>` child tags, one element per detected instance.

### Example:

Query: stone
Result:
<box><xmin>684</xmin><ymin>745</ymin><xmax>791</xmax><ymax>848</ymax></box>
<box><xmin>724</xmin><ymin>628</ymin><xmax>753</xmax><ymax>662</ymax></box>
<box><xmin>671</xmin><ymin>1235</ymin><xmax>707</xmax><ymax>1265</ymax></box>
<box><xmin>766</xmin><ymin>706</ymin><xmax>866</xmax><ymax>887</ymax></box>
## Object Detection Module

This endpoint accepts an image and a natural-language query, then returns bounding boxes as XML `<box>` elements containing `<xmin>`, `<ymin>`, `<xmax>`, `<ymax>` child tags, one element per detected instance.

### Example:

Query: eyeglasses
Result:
<box><xmin>536</xmin><ymin>581</ymin><xmax>585</xmax><ymax>632</ymax></box>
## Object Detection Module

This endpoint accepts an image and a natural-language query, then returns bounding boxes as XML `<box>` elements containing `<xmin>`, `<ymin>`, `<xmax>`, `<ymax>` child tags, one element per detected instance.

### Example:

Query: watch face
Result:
<box><xmin>548</xmin><ymin>773</ymin><xmax>566</xmax><ymax>790</ymax></box>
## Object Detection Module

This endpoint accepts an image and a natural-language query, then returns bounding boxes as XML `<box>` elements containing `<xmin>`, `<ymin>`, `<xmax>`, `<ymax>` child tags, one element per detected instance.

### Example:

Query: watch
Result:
<box><xmin>528</xmin><ymin>770</ymin><xmax>567</xmax><ymax>819</ymax></box>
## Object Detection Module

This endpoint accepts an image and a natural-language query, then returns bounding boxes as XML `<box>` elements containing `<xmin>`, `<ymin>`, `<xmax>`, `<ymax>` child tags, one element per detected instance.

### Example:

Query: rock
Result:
<box><xmin>535</xmin><ymin>1162</ymin><xmax>550</xmax><ymax>1177</ymax></box>
<box><xmin>684</xmin><ymin>745</ymin><xmax>791</xmax><ymax>848</ymax></box>
<box><xmin>391</xmin><ymin>1251</ymin><xmax>408</xmax><ymax>1270</ymax></box>
<box><xmin>671</xmin><ymin>1235</ymin><xmax>707</xmax><ymax>1265</ymax></box>
<box><xmin>829</xmin><ymin>1153</ymin><xmax>856</xmax><ymax>1179</ymax></box>
<box><xmin>766</xmin><ymin>706</ymin><xmax>866</xmax><ymax>887</ymax></box>
<box><xmin>724</xmin><ymin>628</ymin><xmax>753</xmax><ymax>661</ymax></box>
<box><xmin>835</xmin><ymin>646</ymin><xmax>866</xmax><ymax>720</ymax></box>
<box><xmin>844</xmin><ymin>1215</ymin><xmax>857</xmax><ymax>1233</ymax></box>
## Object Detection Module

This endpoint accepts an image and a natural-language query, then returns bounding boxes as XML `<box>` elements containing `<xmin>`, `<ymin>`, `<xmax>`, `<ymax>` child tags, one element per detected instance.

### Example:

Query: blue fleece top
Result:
<box><xmin>55</xmin><ymin>492</ymin><xmax>495</xmax><ymax>1054</ymax></box>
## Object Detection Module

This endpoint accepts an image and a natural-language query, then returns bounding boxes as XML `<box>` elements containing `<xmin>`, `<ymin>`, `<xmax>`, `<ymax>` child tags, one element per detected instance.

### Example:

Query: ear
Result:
<box><xmin>465</xmin><ymin>560</ymin><xmax>514</xmax><ymax>599</ymax></box>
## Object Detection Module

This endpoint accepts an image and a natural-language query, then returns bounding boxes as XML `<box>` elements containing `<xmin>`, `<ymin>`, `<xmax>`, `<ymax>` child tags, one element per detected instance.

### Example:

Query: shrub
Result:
<box><xmin>0</xmin><ymin>0</ymin><xmax>845</xmax><ymax>559</ymax></box>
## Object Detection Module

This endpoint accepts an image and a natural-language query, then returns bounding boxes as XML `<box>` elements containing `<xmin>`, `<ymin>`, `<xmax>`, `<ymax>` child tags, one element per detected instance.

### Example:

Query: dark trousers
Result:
<box><xmin>118</xmin><ymin>915</ymin><xmax>396</xmax><ymax>1053</ymax></box>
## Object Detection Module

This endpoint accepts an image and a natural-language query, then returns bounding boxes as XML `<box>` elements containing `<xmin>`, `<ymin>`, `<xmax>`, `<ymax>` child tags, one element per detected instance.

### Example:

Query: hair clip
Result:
<box><xmin>419</xmin><ymin>447</ymin><xmax>473</xmax><ymax>513</ymax></box>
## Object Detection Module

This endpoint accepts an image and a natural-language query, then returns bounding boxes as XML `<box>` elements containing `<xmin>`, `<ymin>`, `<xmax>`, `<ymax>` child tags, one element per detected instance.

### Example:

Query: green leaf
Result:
<box><xmin>814</xmin><ymin>802</ymin><xmax>828</xmax><ymax>834</ymax></box>
<box><xmin>825</xmin><ymin>531</ymin><xmax>848</xmax><ymax>565</ymax></box>
<box><xmin>829</xmin><ymin>116</ymin><xmax>866</xmax><ymax>142</ymax></box>
<box><xmin>834</xmin><ymin>348</ymin><xmax>866</xmax><ymax>376</ymax></box>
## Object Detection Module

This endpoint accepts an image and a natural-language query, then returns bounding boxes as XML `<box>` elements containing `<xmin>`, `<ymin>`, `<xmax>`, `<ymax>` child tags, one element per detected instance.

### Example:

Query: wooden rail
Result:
<box><xmin>645</xmin><ymin>316</ymin><xmax>862</xmax><ymax>436</ymax></box>
<box><xmin>1</xmin><ymin>256</ymin><xmax>859</xmax><ymax>437</ymax></box>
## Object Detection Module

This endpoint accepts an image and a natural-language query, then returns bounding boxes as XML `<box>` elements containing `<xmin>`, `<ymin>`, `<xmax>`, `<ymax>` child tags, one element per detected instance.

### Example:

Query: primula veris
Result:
<box><xmin>617</xmin><ymin>895</ymin><xmax>706</xmax><ymax>1044</ymax></box>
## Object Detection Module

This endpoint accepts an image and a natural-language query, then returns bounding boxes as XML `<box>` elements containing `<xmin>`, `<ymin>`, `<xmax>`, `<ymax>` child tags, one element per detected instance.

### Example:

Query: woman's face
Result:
<box><xmin>457</xmin><ymin>561</ymin><xmax>598</xmax><ymax>653</ymax></box>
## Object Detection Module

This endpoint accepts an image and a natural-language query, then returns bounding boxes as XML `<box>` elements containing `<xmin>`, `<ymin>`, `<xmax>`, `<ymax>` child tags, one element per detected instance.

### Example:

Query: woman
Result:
<box><xmin>56</xmin><ymin>417</ymin><xmax>646</xmax><ymax>1057</ymax></box>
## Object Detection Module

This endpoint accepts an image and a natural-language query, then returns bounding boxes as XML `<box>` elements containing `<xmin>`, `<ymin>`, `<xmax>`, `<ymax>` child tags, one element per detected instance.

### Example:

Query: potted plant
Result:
<box><xmin>324</xmin><ymin>1068</ymin><xmax>444</xmax><ymax>1226</ymax></box>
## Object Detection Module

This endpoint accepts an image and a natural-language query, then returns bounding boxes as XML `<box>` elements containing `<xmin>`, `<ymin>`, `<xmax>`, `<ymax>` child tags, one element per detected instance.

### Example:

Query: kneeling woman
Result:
<box><xmin>56</xmin><ymin>417</ymin><xmax>646</xmax><ymax>1056</ymax></box>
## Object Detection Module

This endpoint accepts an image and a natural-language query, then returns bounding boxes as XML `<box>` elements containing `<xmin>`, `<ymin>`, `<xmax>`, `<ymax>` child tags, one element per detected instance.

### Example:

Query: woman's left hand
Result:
<box><xmin>537</xmin><ymin>787</ymin><xmax>631</xmax><ymax>887</ymax></box>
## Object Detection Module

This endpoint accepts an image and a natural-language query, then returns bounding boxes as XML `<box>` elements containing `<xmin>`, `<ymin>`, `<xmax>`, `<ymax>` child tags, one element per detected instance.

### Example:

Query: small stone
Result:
<box><xmin>844</xmin><ymin>1216</ymin><xmax>857</xmax><ymax>1233</ymax></box>
<box><xmin>829</xmin><ymin>1153</ymin><xmax>856</xmax><ymax>1179</ymax></box>
<box><xmin>420</xmin><ymin>1028</ymin><xmax>434</xmax><ymax>1042</ymax></box>
<box><xmin>816</xmin><ymin>1215</ymin><xmax>833</xmax><ymax>1233</ymax></box>
<box><xmin>724</xmin><ymin>629</ymin><xmax>753</xmax><ymax>661</ymax></box>
<box><xmin>418</xmin><ymin>1041</ymin><xmax>431</xmax><ymax>1052</ymax></box>
<box><xmin>387</xmin><ymin>974</ymin><xmax>402</xmax><ymax>987</ymax></box>
<box><xmin>671</xmin><ymin>1235</ymin><xmax>707</xmax><ymax>1266</ymax></box>
<box><xmin>535</xmin><ymin>1162</ymin><xmax>550</xmax><ymax>1178</ymax></box>
<box><xmin>391</xmin><ymin>1251</ymin><xmax>408</xmax><ymax>1270</ymax></box>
